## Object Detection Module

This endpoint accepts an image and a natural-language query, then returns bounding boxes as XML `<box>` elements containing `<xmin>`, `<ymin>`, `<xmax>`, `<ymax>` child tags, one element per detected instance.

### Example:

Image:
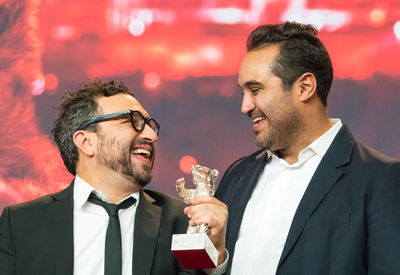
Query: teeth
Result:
<box><xmin>252</xmin><ymin>116</ymin><xmax>265</xmax><ymax>123</ymax></box>
<box><xmin>133</xmin><ymin>148</ymin><xmax>151</xmax><ymax>158</ymax></box>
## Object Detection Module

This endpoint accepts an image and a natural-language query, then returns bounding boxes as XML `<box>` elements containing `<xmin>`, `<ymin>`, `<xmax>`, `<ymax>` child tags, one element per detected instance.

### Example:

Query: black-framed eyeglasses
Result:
<box><xmin>78</xmin><ymin>110</ymin><xmax>160</xmax><ymax>136</ymax></box>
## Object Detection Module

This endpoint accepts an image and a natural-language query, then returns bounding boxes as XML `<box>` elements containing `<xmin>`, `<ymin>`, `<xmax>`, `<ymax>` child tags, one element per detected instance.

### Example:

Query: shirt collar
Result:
<box><xmin>73</xmin><ymin>175</ymin><xmax>140</xmax><ymax>209</ymax></box>
<box><xmin>306</xmin><ymin>118</ymin><xmax>342</xmax><ymax>158</ymax></box>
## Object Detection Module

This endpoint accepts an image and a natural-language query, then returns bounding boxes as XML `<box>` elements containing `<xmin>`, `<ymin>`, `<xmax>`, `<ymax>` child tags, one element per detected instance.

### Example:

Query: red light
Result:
<box><xmin>45</xmin><ymin>74</ymin><xmax>58</xmax><ymax>90</ymax></box>
<box><xmin>144</xmin><ymin>72</ymin><xmax>161</xmax><ymax>90</ymax></box>
<box><xmin>200</xmin><ymin>45</ymin><xmax>222</xmax><ymax>64</ymax></box>
<box><xmin>179</xmin><ymin>155</ymin><xmax>198</xmax><ymax>174</ymax></box>
<box><xmin>370</xmin><ymin>9</ymin><xmax>386</xmax><ymax>27</ymax></box>
<box><xmin>51</xmin><ymin>25</ymin><xmax>78</xmax><ymax>41</ymax></box>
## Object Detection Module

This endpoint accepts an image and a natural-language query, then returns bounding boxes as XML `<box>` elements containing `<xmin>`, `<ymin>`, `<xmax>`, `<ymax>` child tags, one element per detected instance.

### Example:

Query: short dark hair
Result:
<box><xmin>52</xmin><ymin>79</ymin><xmax>134</xmax><ymax>175</ymax></box>
<box><xmin>247</xmin><ymin>21</ymin><xmax>333</xmax><ymax>106</ymax></box>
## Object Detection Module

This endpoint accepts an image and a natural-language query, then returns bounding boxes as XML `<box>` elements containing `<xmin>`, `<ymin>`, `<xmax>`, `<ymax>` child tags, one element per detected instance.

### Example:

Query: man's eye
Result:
<box><xmin>250</xmin><ymin>88</ymin><xmax>260</xmax><ymax>93</ymax></box>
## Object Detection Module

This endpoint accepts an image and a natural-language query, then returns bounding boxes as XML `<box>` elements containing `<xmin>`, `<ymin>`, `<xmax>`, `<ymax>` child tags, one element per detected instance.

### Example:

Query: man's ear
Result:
<box><xmin>295</xmin><ymin>72</ymin><xmax>317</xmax><ymax>102</ymax></box>
<box><xmin>73</xmin><ymin>130</ymin><xmax>97</xmax><ymax>157</ymax></box>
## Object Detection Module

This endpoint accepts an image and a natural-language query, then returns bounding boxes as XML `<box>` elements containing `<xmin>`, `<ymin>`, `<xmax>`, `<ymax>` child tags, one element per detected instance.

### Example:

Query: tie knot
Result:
<box><xmin>88</xmin><ymin>193</ymin><xmax>136</xmax><ymax>216</ymax></box>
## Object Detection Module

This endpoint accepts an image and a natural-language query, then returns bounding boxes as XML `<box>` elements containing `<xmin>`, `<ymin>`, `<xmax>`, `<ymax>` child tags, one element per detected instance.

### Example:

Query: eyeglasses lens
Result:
<box><xmin>131</xmin><ymin>112</ymin><xmax>145</xmax><ymax>132</ymax></box>
<box><xmin>147</xmin><ymin>119</ymin><xmax>159</xmax><ymax>135</ymax></box>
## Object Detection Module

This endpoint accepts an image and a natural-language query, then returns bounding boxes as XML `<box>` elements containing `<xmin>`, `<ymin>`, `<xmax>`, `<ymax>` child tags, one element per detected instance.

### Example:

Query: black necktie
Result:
<box><xmin>88</xmin><ymin>193</ymin><xmax>136</xmax><ymax>275</ymax></box>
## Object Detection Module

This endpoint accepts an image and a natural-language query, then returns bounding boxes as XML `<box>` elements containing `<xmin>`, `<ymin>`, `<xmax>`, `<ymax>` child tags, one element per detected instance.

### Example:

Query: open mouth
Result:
<box><xmin>132</xmin><ymin>148</ymin><xmax>152</xmax><ymax>159</ymax></box>
<box><xmin>252</xmin><ymin>116</ymin><xmax>266</xmax><ymax>125</ymax></box>
<box><xmin>250</xmin><ymin>114</ymin><xmax>267</xmax><ymax>133</ymax></box>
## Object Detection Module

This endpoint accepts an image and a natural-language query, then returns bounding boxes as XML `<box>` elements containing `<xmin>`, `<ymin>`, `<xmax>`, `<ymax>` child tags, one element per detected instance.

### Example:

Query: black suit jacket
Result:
<box><xmin>0</xmin><ymin>183</ymin><xmax>201</xmax><ymax>275</ymax></box>
<box><xmin>215</xmin><ymin>125</ymin><xmax>400</xmax><ymax>274</ymax></box>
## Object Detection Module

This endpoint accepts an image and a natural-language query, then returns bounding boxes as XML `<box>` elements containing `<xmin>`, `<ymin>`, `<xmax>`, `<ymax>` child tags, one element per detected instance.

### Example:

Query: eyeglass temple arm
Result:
<box><xmin>78</xmin><ymin>110</ymin><xmax>131</xmax><ymax>130</ymax></box>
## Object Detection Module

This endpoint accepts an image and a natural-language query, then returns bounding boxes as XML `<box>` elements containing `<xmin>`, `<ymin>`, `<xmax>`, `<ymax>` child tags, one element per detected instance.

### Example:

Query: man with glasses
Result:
<box><xmin>0</xmin><ymin>79</ymin><xmax>228</xmax><ymax>275</ymax></box>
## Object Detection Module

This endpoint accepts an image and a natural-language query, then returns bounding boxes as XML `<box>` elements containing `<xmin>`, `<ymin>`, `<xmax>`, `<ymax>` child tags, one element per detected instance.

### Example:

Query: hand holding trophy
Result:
<box><xmin>171</xmin><ymin>164</ymin><xmax>220</xmax><ymax>269</ymax></box>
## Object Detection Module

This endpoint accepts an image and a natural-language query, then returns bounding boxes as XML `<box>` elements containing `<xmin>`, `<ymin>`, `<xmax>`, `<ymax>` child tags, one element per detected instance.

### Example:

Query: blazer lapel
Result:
<box><xmin>227</xmin><ymin>150</ymin><xmax>270</xmax><ymax>257</ymax></box>
<box><xmin>278</xmin><ymin>125</ymin><xmax>355</xmax><ymax>268</ymax></box>
<box><xmin>132</xmin><ymin>190</ymin><xmax>162</xmax><ymax>275</ymax></box>
<box><xmin>44</xmin><ymin>182</ymin><xmax>74</xmax><ymax>275</ymax></box>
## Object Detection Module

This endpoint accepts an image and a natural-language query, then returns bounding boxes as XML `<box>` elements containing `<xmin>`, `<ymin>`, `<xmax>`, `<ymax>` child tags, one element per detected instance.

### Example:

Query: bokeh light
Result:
<box><xmin>204</xmin><ymin>8</ymin><xmax>243</xmax><ymax>24</ymax></box>
<box><xmin>179</xmin><ymin>156</ymin><xmax>198</xmax><ymax>174</ymax></box>
<box><xmin>31</xmin><ymin>78</ymin><xmax>45</xmax><ymax>96</ymax></box>
<box><xmin>200</xmin><ymin>45</ymin><xmax>222</xmax><ymax>64</ymax></box>
<box><xmin>394</xmin><ymin>21</ymin><xmax>400</xmax><ymax>40</ymax></box>
<box><xmin>45</xmin><ymin>73</ymin><xmax>59</xmax><ymax>90</ymax></box>
<box><xmin>51</xmin><ymin>25</ymin><xmax>78</xmax><ymax>41</ymax></box>
<box><xmin>144</xmin><ymin>72</ymin><xmax>161</xmax><ymax>90</ymax></box>
<box><xmin>129</xmin><ymin>19</ymin><xmax>146</xmax><ymax>37</ymax></box>
<box><xmin>370</xmin><ymin>8</ymin><xmax>386</xmax><ymax>27</ymax></box>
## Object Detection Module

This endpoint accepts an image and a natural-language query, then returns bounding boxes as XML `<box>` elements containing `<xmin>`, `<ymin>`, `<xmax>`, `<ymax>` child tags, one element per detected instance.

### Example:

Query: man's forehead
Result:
<box><xmin>95</xmin><ymin>93</ymin><xmax>148</xmax><ymax>116</ymax></box>
<box><xmin>243</xmin><ymin>45</ymin><xmax>278</xmax><ymax>67</ymax></box>
<box><xmin>238</xmin><ymin>46</ymin><xmax>279</xmax><ymax>84</ymax></box>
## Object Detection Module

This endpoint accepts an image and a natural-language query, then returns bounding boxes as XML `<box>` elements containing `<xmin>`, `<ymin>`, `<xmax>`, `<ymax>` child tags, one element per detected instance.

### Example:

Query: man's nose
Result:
<box><xmin>241</xmin><ymin>92</ymin><xmax>255</xmax><ymax>114</ymax></box>
<box><xmin>139</xmin><ymin>124</ymin><xmax>158</xmax><ymax>143</ymax></box>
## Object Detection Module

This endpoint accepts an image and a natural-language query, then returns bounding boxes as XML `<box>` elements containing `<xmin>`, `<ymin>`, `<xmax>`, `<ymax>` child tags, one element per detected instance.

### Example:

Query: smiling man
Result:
<box><xmin>0</xmin><ymin>79</ymin><xmax>228</xmax><ymax>275</ymax></box>
<box><xmin>215</xmin><ymin>22</ymin><xmax>400</xmax><ymax>274</ymax></box>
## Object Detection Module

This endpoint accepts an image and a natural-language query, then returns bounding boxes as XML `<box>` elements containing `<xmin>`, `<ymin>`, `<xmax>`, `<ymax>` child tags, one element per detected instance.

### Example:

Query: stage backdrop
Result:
<box><xmin>0</xmin><ymin>0</ymin><xmax>399</xmax><ymax>210</ymax></box>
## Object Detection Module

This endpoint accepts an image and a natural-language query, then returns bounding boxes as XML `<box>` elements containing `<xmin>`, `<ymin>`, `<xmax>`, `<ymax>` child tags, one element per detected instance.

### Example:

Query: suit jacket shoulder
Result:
<box><xmin>4</xmin><ymin>185</ymin><xmax>71</xmax><ymax>215</ymax></box>
<box><xmin>324</xmin><ymin>124</ymin><xmax>400</xmax><ymax>192</ymax></box>
<box><xmin>0</xmin><ymin>184</ymin><xmax>74</xmax><ymax>275</ymax></box>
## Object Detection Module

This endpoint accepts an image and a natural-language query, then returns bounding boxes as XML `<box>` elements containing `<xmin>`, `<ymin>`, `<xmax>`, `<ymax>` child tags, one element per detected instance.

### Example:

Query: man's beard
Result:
<box><xmin>255</xmin><ymin>114</ymin><xmax>301</xmax><ymax>151</ymax></box>
<box><xmin>96</xmin><ymin>134</ymin><xmax>153</xmax><ymax>187</ymax></box>
<box><xmin>254</xmin><ymin>100</ymin><xmax>303</xmax><ymax>154</ymax></box>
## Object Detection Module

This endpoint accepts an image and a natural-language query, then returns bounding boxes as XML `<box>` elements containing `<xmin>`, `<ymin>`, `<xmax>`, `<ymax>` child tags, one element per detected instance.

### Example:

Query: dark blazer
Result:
<box><xmin>0</xmin><ymin>182</ymin><xmax>201</xmax><ymax>275</ymax></box>
<box><xmin>215</xmin><ymin>125</ymin><xmax>400</xmax><ymax>274</ymax></box>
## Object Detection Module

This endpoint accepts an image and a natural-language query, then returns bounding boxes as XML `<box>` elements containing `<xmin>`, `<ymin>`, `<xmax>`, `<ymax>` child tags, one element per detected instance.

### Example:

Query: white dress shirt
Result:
<box><xmin>231</xmin><ymin>119</ymin><xmax>342</xmax><ymax>275</ymax></box>
<box><xmin>73</xmin><ymin>175</ymin><xmax>139</xmax><ymax>275</ymax></box>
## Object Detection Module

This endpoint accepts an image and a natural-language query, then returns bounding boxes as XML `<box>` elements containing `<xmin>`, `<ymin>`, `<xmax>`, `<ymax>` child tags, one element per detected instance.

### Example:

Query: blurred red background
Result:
<box><xmin>1</xmin><ymin>0</ymin><xmax>399</xmax><ymax>210</ymax></box>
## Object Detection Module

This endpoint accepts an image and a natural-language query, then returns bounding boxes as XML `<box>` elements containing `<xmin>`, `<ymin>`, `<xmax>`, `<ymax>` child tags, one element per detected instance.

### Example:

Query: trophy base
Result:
<box><xmin>171</xmin><ymin>233</ymin><xmax>218</xmax><ymax>269</ymax></box>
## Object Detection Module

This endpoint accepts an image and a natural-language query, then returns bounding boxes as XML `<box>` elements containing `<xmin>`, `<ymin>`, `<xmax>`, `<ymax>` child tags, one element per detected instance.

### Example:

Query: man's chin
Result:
<box><xmin>255</xmin><ymin>135</ymin><xmax>271</xmax><ymax>150</ymax></box>
<box><xmin>254</xmin><ymin>133</ymin><xmax>264</xmax><ymax>146</ymax></box>
<box><xmin>136</xmin><ymin>177</ymin><xmax>151</xmax><ymax>188</ymax></box>
<box><xmin>121</xmin><ymin>172</ymin><xmax>151</xmax><ymax>188</ymax></box>
<box><xmin>132</xmin><ymin>165</ymin><xmax>153</xmax><ymax>187</ymax></box>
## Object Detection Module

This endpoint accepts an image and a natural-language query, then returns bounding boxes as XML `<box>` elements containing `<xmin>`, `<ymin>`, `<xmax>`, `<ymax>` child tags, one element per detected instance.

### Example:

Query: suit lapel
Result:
<box><xmin>278</xmin><ymin>125</ymin><xmax>355</xmax><ymax>268</ymax></box>
<box><xmin>132</xmin><ymin>190</ymin><xmax>162</xmax><ymax>275</ymax></box>
<box><xmin>44</xmin><ymin>182</ymin><xmax>74</xmax><ymax>275</ymax></box>
<box><xmin>227</xmin><ymin>150</ymin><xmax>270</xmax><ymax>257</ymax></box>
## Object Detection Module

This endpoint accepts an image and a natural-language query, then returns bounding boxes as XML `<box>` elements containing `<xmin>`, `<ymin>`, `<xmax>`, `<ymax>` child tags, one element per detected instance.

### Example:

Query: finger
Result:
<box><xmin>188</xmin><ymin>214</ymin><xmax>213</xmax><ymax>227</ymax></box>
<box><xmin>186</xmin><ymin>203</ymin><xmax>217</xmax><ymax>218</ymax></box>
<box><xmin>191</xmin><ymin>196</ymin><xmax>224</xmax><ymax>205</ymax></box>
<box><xmin>186</xmin><ymin>201</ymin><xmax>228</xmax><ymax>218</ymax></box>
<box><xmin>189</xmin><ymin>208</ymin><xmax>227</xmax><ymax>228</ymax></box>
<box><xmin>191</xmin><ymin>196</ymin><xmax>226</xmax><ymax>206</ymax></box>
<box><xmin>183</xmin><ymin>206</ymin><xmax>192</xmax><ymax>215</ymax></box>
